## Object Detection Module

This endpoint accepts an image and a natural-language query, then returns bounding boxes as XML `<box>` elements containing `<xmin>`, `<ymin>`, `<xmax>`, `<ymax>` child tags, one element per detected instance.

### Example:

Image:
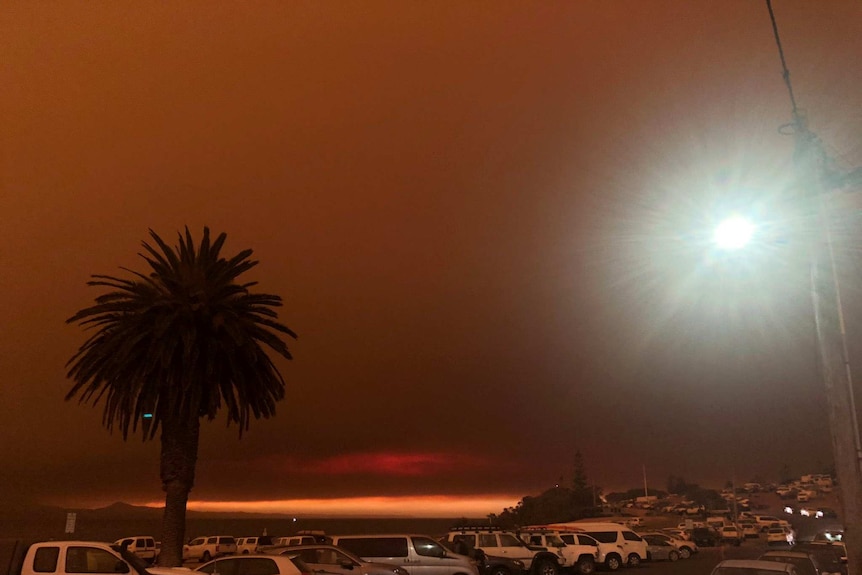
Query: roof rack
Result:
<box><xmin>449</xmin><ymin>526</ymin><xmax>508</xmax><ymax>532</ymax></box>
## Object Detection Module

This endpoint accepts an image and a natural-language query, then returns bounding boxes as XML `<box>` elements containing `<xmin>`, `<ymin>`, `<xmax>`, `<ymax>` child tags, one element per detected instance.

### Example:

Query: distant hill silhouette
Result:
<box><xmin>0</xmin><ymin>502</ymin><xmax>480</xmax><ymax>542</ymax></box>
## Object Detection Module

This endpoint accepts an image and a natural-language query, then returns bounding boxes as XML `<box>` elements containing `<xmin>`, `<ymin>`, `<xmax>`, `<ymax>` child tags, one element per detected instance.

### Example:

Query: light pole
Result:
<box><xmin>762</xmin><ymin>2</ymin><xmax>862</xmax><ymax>573</ymax></box>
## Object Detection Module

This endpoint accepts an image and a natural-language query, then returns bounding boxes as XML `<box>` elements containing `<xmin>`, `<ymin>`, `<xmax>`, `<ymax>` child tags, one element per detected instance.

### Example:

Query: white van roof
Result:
<box><xmin>542</xmin><ymin>522</ymin><xmax>636</xmax><ymax>532</ymax></box>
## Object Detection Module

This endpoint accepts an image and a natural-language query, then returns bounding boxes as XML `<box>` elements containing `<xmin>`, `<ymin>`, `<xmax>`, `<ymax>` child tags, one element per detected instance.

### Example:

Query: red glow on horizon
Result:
<box><xmin>304</xmin><ymin>452</ymin><xmax>472</xmax><ymax>475</ymax></box>
<box><xmin>136</xmin><ymin>494</ymin><xmax>518</xmax><ymax>517</ymax></box>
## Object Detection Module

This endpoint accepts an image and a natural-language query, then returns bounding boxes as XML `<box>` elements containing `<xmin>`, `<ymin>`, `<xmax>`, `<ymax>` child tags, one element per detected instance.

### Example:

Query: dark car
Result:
<box><xmin>689</xmin><ymin>528</ymin><xmax>719</xmax><ymax>548</ymax></box>
<box><xmin>438</xmin><ymin>538</ymin><xmax>525</xmax><ymax>575</ymax></box>
<box><xmin>759</xmin><ymin>550</ymin><xmax>834</xmax><ymax>575</ymax></box>
<box><xmin>791</xmin><ymin>543</ymin><xmax>846</xmax><ymax>575</ymax></box>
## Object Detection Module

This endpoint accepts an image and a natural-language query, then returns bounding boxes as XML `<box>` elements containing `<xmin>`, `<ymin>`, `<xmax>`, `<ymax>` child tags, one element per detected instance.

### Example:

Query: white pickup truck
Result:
<box><xmin>0</xmin><ymin>539</ymin><xmax>180</xmax><ymax>575</ymax></box>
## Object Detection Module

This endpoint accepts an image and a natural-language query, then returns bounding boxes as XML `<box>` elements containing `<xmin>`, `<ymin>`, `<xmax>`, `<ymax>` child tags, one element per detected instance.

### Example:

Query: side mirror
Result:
<box><xmin>339</xmin><ymin>561</ymin><xmax>355</xmax><ymax>570</ymax></box>
<box><xmin>115</xmin><ymin>562</ymin><xmax>130</xmax><ymax>573</ymax></box>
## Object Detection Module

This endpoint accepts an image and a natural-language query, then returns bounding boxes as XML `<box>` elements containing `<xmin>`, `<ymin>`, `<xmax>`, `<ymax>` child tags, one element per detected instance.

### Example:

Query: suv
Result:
<box><xmin>114</xmin><ymin>536</ymin><xmax>157</xmax><ymax>564</ymax></box>
<box><xmin>719</xmin><ymin>525</ymin><xmax>742</xmax><ymax>546</ymax></box>
<box><xmin>183</xmin><ymin>536</ymin><xmax>238</xmax><ymax>562</ymax></box>
<box><xmin>557</xmin><ymin>532</ymin><xmax>624</xmax><ymax>571</ymax></box>
<box><xmin>443</xmin><ymin>527</ymin><xmax>564</xmax><ymax>575</ymax></box>
<box><xmin>517</xmin><ymin>529</ymin><xmax>597</xmax><ymax>574</ymax></box>
<box><xmin>236</xmin><ymin>536</ymin><xmax>274</xmax><ymax>554</ymax></box>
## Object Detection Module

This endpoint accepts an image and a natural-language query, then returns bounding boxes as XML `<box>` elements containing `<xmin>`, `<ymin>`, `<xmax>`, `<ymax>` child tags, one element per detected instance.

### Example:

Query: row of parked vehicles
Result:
<box><xmin>123</xmin><ymin>521</ymin><xmax>700</xmax><ymax>575</ymax></box>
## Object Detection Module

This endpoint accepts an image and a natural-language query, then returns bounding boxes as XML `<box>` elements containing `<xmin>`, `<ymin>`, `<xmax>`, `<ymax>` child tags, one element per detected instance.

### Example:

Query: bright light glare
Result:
<box><xmin>713</xmin><ymin>216</ymin><xmax>755</xmax><ymax>250</ymax></box>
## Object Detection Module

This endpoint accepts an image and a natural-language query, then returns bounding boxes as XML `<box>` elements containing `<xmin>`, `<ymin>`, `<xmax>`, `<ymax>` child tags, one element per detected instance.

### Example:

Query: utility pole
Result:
<box><xmin>766</xmin><ymin>3</ymin><xmax>862</xmax><ymax>573</ymax></box>
<box><xmin>804</xmin><ymin>132</ymin><xmax>862</xmax><ymax>575</ymax></box>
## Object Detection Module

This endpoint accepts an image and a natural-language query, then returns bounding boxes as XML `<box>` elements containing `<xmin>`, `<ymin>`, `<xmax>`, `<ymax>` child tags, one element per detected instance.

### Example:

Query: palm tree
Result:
<box><xmin>66</xmin><ymin>227</ymin><xmax>296</xmax><ymax>566</ymax></box>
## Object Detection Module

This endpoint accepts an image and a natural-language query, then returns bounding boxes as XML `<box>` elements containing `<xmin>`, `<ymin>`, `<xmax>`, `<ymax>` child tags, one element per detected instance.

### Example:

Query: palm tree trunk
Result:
<box><xmin>157</xmin><ymin>415</ymin><xmax>200</xmax><ymax>567</ymax></box>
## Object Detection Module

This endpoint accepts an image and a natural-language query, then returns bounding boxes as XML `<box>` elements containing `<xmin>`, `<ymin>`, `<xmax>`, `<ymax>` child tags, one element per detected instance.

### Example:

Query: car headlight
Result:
<box><xmin>513</xmin><ymin>561</ymin><xmax>525</xmax><ymax>569</ymax></box>
<box><xmin>394</xmin><ymin>568</ymin><xmax>409</xmax><ymax>575</ymax></box>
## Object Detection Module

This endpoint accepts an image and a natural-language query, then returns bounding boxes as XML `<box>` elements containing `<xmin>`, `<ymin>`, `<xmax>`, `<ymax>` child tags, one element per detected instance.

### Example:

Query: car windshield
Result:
<box><xmin>544</xmin><ymin>535</ymin><xmax>565</xmax><ymax>547</ymax></box>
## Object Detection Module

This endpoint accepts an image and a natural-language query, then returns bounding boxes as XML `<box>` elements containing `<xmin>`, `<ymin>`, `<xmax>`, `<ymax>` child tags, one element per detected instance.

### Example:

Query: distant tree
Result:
<box><xmin>65</xmin><ymin>227</ymin><xmax>296</xmax><ymax>566</ymax></box>
<box><xmin>572</xmin><ymin>451</ymin><xmax>588</xmax><ymax>491</ymax></box>
<box><xmin>779</xmin><ymin>464</ymin><xmax>793</xmax><ymax>484</ymax></box>
<box><xmin>667</xmin><ymin>475</ymin><xmax>688</xmax><ymax>495</ymax></box>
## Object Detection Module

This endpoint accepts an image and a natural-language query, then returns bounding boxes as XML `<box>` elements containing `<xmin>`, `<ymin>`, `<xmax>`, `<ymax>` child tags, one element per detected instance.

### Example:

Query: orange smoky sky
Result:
<box><xmin>2</xmin><ymin>1</ymin><xmax>862</xmax><ymax>518</ymax></box>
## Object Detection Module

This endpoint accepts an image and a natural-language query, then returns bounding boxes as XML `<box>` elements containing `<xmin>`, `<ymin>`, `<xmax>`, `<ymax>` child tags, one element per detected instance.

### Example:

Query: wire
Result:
<box><xmin>765</xmin><ymin>0</ymin><xmax>802</xmax><ymax>127</ymax></box>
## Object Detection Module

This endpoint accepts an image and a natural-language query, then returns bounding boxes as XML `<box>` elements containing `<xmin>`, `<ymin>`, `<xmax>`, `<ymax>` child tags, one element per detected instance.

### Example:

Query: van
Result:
<box><xmin>329</xmin><ymin>534</ymin><xmax>480</xmax><ymax>575</ymax></box>
<box><xmin>114</xmin><ymin>536</ymin><xmax>157</xmax><ymax>564</ymax></box>
<box><xmin>544</xmin><ymin>523</ymin><xmax>647</xmax><ymax>569</ymax></box>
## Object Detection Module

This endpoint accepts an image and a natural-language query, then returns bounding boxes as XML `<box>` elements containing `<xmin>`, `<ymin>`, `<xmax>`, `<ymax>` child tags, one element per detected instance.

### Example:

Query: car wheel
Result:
<box><xmin>679</xmin><ymin>548</ymin><xmax>691</xmax><ymax>560</ymax></box>
<box><xmin>668</xmin><ymin>551</ymin><xmax>679</xmax><ymax>562</ymax></box>
<box><xmin>242</xmin><ymin>550</ymin><xmax>250</xmax><ymax>555</ymax></box>
<box><xmin>577</xmin><ymin>558</ymin><xmax>595</xmax><ymax>575</ymax></box>
<box><xmin>627</xmin><ymin>554</ymin><xmax>641</xmax><ymax>568</ymax></box>
<box><xmin>201</xmin><ymin>551</ymin><xmax>211</xmax><ymax>563</ymax></box>
<box><xmin>536</xmin><ymin>560</ymin><xmax>558</xmax><ymax>575</ymax></box>
<box><xmin>606</xmin><ymin>555</ymin><xmax>622</xmax><ymax>571</ymax></box>
<box><xmin>490</xmin><ymin>567</ymin><xmax>510</xmax><ymax>575</ymax></box>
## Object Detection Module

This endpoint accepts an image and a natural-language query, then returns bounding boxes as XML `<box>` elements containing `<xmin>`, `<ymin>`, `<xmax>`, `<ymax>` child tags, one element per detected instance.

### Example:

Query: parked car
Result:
<box><xmin>331</xmin><ymin>533</ymin><xmax>480</xmax><ymax>575</ymax></box>
<box><xmin>739</xmin><ymin>521</ymin><xmax>759</xmax><ymax>539</ymax></box>
<box><xmin>542</xmin><ymin>522</ymin><xmax>647</xmax><ymax>570</ymax></box>
<box><xmin>792</xmin><ymin>543</ymin><xmax>847</xmax><ymax>575</ymax></box>
<box><xmin>442</xmin><ymin>528</ymin><xmax>561</xmax><ymax>575</ymax></box>
<box><xmin>196</xmin><ymin>554</ymin><xmax>309</xmax><ymax>575</ymax></box>
<box><xmin>719</xmin><ymin>525</ymin><xmax>742</xmax><ymax>546</ymax></box>
<box><xmin>556</xmin><ymin>531</ymin><xmax>623</xmax><ymax>571</ymax></box>
<box><xmin>711</xmin><ymin>559</ymin><xmax>801</xmax><ymax>575</ymax></box>
<box><xmin>637</xmin><ymin>532</ymin><xmax>696</xmax><ymax>559</ymax></box>
<box><xmin>237</xmin><ymin>536</ymin><xmax>275</xmax><ymax>554</ymax></box>
<box><xmin>759</xmin><ymin>550</ymin><xmax>834</xmax><ymax>575</ymax></box>
<box><xmin>438</xmin><ymin>539</ymin><xmax>525</xmax><ymax>575</ymax></box>
<box><xmin>114</xmin><ymin>536</ymin><xmax>157</xmax><ymax>564</ymax></box>
<box><xmin>271</xmin><ymin>544</ymin><xmax>410</xmax><ymax>575</ymax></box>
<box><xmin>183</xmin><ymin>536</ymin><xmax>238</xmax><ymax>563</ymax></box>
<box><xmin>689</xmin><ymin>528</ymin><xmax>719</xmax><ymax>548</ymax></box>
<box><xmin>518</xmin><ymin>529</ymin><xmax>597</xmax><ymax>575</ymax></box>
<box><xmin>641</xmin><ymin>535</ymin><xmax>679</xmax><ymax>562</ymax></box>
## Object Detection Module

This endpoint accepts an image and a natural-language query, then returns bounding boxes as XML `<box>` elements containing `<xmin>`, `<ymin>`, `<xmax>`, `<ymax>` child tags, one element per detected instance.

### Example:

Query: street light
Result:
<box><xmin>713</xmin><ymin>216</ymin><xmax>756</xmax><ymax>251</ymax></box>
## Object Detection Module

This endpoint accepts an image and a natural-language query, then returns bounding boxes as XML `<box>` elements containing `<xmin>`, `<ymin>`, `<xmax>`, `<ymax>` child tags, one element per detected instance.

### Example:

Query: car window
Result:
<box><xmin>66</xmin><ymin>547</ymin><xmax>124</xmax><ymax>573</ymax></box>
<box><xmin>478</xmin><ymin>535</ymin><xmax>498</xmax><ymax>548</ymax></box>
<box><xmin>498</xmin><ymin>534</ymin><xmax>521</xmax><ymax>547</ymax></box>
<box><xmin>33</xmin><ymin>547</ymin><xmax>60</xmax><ymax>573</ymax></box>
<box><xmin>586</xmin><ymin>532</ymin><xmax>616</xmax><ymax>544</ymax></box>
<box><xmin>219</xmin><ymin>538</ymin><xmax>236</xmax><ymax>546</ymax></box>
<box><xmin>578</xmin><ymin>535</ymin><xmax>598</xmax><ymax>546</ymax></box>
<box><xmin>190</xmin><ymin>539</ymin><xmax>205</xmax><ymax>546</ymax></box>
<box><xmin>622</xmin><ymin>532</ymin><xmax>641</xmax><ymax>542</ymax></box>
<box><xmin>207</xmin><ymin>538</ymin><xmax>218</xmax><ymax>545</ymax></box>
<box><xmin>238</xmin><ymin>558</ymin><xmax>280</xmax><ymax>575</ymax></box>
<box><xmin>413</xmin><ymin>537</ymin><xmax>445</xmax><ymax>558</ymax></box>
<box><xmin>338</xmin><ymin>537</ymin><xmax>408</xmax><ymax>559</ymax></box>
<box><xmin>199</xmin><ymin>558</ymin><xmax>239</xmax><ymax>575</ymax></box>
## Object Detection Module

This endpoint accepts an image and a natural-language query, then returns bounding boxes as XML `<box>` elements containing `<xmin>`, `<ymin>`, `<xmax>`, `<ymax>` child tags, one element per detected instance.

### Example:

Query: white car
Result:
<box><xmin>739</xmin><ymin>522</ymin><xmax>759</xmax><ymax>538</ymax></box>
<box><xmin>236</xmin><ymin>536</ymin><xmax>274</xmax><ymax>554</ymax></box>
<box><xmin>183</xmin><ymin>536</ymin><xmax>238</xmax><ymax>562</ymax></box>
<box><xmin>273</xmin><ymin>544</ymin><xmax>409</xmax><ymax>575</ymax></box>
<box><xmin>115</xmin><ymin>536</ymin><xmax>157</xmax><ymax>564</ymax></box>
<box><xmin>719</xmin><ymin>526</ymin><xmax>742</xmax><ymax>546</ymax></box>
<box><xmin>197</xmin><ymin>554</ymin><xmax>306</xmax><ymax>575</ymax></box>
<box><xmin>638</xmin><ymin>532</ymin><xmax>697</xmax><ymax>559</ymax></box>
